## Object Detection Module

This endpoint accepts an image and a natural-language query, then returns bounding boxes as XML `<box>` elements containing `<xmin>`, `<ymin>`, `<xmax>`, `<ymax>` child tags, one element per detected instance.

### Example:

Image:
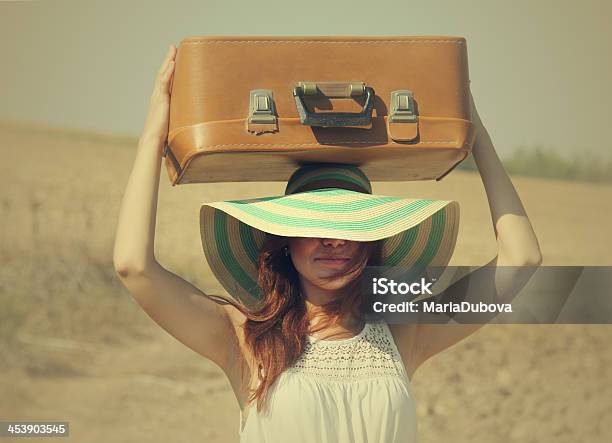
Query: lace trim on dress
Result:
<box><xmin>283</xmin><ymin>320</ymin><xmax>407</xmax><ymax>382</ymax></box>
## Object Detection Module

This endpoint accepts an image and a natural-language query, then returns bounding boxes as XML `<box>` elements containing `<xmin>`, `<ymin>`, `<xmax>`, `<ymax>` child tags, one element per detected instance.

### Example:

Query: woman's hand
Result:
<box><xmin>468</xmin><ymin>87</ymin><xmax>483</xmax><ymax>130</ymax></box>
<box><xmin>468</xmin><ymin>86</ymin><xmax>491</xmax><ymax>154</ymax></box>
<box><xmin>140</xmin><ymin>45</ymin><xmax>177</xmax><ymax>154</ymax></box>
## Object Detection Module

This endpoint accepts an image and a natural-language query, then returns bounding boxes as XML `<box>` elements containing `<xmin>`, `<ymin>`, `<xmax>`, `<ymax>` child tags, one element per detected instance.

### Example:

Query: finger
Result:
<box><xmin>157</xmin><ymin>55</ymin><xmax>171</xmax><ymax>77</ymax></box>
<box><xmin>167</xmin><ymin>60</ymin><xmax>176</xmax><ymax>93</ymax></box>
<box><xmin>162</xmin><ymin>61</ymin><xmax>175</xmax><ymax>84</ymax></box>
<box><xmin>154</xmin><ymin>61</ymin><xmax>175</xmax><ymax>96</ymax></box>
<box><xmin>157</xmin><ymin>45</ymin><xmax>177</xmax><ymax>76</ymax></box>
<box><xmin>155</xmin><ymin>54</ymin><xmax>176</xmax><ymax>88</ymax></box>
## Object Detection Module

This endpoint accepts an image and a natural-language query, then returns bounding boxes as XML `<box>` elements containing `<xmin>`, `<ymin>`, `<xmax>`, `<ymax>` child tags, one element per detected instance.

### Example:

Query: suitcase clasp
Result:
<box><xmin>247</xmin><ymin>89</ymin><xmax>279</xmax><ymax>134</ymax></box>
<box><xmin>387</xmin><ymin>90</ymin><xmax>419</xmax><ymax>142</ymax></box>
<box><xmin>389</xmin><ymin>90</ymin><xmax>417</xmax><ymax>123</ymax></box>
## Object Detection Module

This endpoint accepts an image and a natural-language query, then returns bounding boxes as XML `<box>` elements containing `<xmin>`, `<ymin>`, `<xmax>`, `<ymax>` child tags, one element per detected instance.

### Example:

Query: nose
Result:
<box><xmin>321</xmin><ymin>238</ymin><xmax>347</xmax><ymax>248</ymax></box>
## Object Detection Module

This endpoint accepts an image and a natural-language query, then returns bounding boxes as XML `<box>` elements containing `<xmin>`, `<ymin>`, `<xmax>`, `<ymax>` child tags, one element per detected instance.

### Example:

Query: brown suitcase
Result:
<box><xmin>164</xmin><ymin>35</ymin><xmax>476</xmax><ymax>185</ymax></box>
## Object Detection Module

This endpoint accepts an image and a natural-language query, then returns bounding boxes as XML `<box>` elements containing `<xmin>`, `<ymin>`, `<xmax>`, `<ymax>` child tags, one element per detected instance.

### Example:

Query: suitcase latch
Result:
<box><xmin>387</xmin><ymin>90</ymin><xmax>419</xmax><ymax>142</ymax></box>
<box><xmin>247</xmin><ymin>89</ymin><xmax>279</xmax><ymax>135</ymax></box>
<box><xmin>389</xmin><ymin>90</ymin><xmax>417</xmax><ymax>123</ymax></box>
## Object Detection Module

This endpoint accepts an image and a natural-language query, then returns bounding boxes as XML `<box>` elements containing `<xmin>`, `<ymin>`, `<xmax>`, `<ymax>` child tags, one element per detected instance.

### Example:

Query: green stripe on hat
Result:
<box><xmin>239</xmin><ymin>221</ymin><xmax>260</xmax><ymax>265</ymax></box>
<box><xmin>269</xmin><ymin>194</ymin><xmax>404</xmax><ymax>212</ymax></box>
<box><xmin>214</xmin><ymin>210</ymin><xmax>260</xmax><ymax>297</ymax></box>
<box><xmin>218</xmin><ymin>198</ymin><xmax>436</xmax><ymax>231</ymax></box>
<box><xmin>384</xmin><ymin>227</ymin><xmax>419</xmax><ymax>267</ymax></box>
<box><xmin>413</xmin><ymin>208</ymin><xmax>446</xmax><ymax>268</ymax></box>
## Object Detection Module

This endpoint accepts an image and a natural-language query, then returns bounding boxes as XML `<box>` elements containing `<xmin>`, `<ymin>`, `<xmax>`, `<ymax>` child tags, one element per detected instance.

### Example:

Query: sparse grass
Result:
<box><xmin>0</xmin><ymin>125</ymin><xmax>151</xmax><ymax>369</ymax></box>
<box><xmin>0</xmin><ymin>294</ymin><xmax>33</xmax><ymax>367</ymax></box>
<box><xmin>457</xmin><ymin>145</ymin><xmax>612</xmax><ymax>183</ymax></box>
<box><xmin>0</xmin><ymin>251</ymin><xmax>151</xmax><ymax>370</ymax></box>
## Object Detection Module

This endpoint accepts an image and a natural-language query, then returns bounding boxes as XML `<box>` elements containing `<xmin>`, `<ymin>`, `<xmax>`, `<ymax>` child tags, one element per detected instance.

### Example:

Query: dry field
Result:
<box><xmin>1</xmin><ymin>122</ymin><xmax>611</xmax><ymax>442</ymax></box>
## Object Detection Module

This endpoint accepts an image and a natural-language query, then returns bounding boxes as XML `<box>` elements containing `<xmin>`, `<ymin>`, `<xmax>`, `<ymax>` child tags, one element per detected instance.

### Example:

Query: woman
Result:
<box><xmin>114</xmin><ymin>45</ymin><xmax>542</xmax><ymax>442</ymax></box>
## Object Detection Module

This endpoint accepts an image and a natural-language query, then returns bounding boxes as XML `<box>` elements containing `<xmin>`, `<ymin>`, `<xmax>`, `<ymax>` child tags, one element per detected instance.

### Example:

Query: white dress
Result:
<box><xmin>239</xmin><ymin>319</ymin><xmax>418</xmax><ymax>443</ymax></box>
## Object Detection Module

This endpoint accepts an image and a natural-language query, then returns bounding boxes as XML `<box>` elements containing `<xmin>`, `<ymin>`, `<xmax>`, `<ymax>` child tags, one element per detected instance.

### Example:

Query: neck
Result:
<box><xmin>300</xmin><ymin>279</ymin><xmax>344</xmax><ymax>306</ymax></box>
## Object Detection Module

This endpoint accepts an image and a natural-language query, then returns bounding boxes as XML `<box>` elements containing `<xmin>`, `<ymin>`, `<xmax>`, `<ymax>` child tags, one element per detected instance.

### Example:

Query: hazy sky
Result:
<box><xmin>1</xmin><ymin>0</ymin><xmax>610</xmax><ymax>157</ymax></box>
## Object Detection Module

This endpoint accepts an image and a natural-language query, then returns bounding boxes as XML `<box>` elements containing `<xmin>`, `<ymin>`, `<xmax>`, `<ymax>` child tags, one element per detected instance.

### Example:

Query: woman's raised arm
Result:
<box><xmin>397</xmin><ymin>88</ymin><xmax>543</xmax><ymax>377</ymax></box>
<box><xmin>112</xmin><ymin>46</ymin><xmax>244</xmax><ymax>381</ymax></box>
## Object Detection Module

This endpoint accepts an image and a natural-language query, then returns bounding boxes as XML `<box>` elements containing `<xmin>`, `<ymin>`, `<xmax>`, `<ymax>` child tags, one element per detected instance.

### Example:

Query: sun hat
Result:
<box><xmin>200</xmin><ymin>163</ymin><xmax>460</xmax><ymax>309</ymax></box>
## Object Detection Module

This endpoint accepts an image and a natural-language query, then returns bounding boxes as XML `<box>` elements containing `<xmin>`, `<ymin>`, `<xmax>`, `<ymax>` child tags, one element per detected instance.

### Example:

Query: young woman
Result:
<box><xmin>113</xmin><ymin>45</ymin><xmax>542</xmax><ymax>442</ymax></box>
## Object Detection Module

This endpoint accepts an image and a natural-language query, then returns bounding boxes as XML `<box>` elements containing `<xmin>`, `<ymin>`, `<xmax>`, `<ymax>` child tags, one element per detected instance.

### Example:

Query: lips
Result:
<box><xmin>315</xmin><ymin>257</ymin><xmax>350</xmax><ymax>261</ymax></box>
<box><xmin>315</xmin><ymin>257</ymin><xmax>350</xmax><ymax>267</ymax></box>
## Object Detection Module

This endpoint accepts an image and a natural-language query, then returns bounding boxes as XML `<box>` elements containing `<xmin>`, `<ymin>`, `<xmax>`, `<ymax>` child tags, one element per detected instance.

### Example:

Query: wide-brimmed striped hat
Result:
<box><xmin>200</xmin><ymin>163</ymin><xmax>459</xmax><ymax>309</ymax></box>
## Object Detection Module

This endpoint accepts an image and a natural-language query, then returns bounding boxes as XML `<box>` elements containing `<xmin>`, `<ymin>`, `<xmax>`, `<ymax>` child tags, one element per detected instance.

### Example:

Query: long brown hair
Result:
<box><xmin>205</xmin><ymin>233</ymin><xmax>384</xmax><ymax>412</ymax></box>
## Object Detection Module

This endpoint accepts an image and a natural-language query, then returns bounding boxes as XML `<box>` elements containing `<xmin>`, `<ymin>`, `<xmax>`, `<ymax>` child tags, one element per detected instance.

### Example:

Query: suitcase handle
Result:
<box><xmin>292</xmin><ymin>81</ymin><xmax>375</xmax><ymax>127</ymax></box>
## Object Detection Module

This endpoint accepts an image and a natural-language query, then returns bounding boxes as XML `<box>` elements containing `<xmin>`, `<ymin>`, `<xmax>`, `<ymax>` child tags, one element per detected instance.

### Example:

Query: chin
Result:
<box><xmin>313</xmin><ymin>276</ymin><xmax>353</xmax><ymax>291</ymax></box>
